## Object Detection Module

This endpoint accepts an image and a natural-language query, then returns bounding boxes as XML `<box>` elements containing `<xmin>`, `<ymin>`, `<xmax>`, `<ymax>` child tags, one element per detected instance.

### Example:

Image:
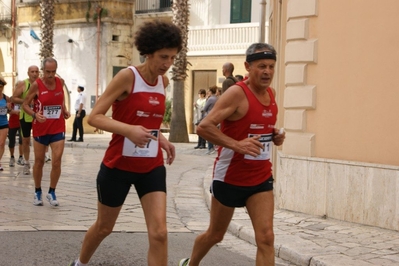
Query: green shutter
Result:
<box><xmin>230</xmin><ymin>0</ymin><xmax>252</xmax><ymax>24</ymax></box>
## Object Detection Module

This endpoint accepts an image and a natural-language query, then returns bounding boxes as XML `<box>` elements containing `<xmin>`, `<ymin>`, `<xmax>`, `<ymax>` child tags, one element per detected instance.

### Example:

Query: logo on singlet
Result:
<box><xmin>137</xmin><ymin>110</ymin><xmax>150</xmax><ymax>117</ymax></box>
<box><xmin>250</xmin><ymin>124</ymin><xmax>264</xmax><ymax>129</ymax></box>
<box><xmin>149</xmin><ymin>96</ymin><xmax>160</xmax><ymax>105</ymax></box>
<box><xmin>262</xmin><ymin>109</ymin><xmax>272</xmax><ymax>117</ymax></box>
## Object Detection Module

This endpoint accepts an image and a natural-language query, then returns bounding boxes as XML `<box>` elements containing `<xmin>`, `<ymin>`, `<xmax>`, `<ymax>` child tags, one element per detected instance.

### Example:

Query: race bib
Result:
<box><xmin>244</xmin><ymin>133</ymin><xmax>273</xmax><ymax>160</ymax></box>
<box><xmin>122</xmin><ymin>130</ymin><xmax>159</xmax><ymax>158</ymax></box>
<box><xmin>0</xmin><ymin>106</ymin><xmax>7</xmax><ymax>115</ymax></box>
<box><xmin>43</xmin><ymin>105</ymin><xmax>62</xmax><ymax>119</ymax></box>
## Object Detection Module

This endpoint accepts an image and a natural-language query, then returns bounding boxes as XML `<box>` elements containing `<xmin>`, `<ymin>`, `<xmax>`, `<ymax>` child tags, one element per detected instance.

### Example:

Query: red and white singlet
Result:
<box><xmin>32</xmin><ymin>77</ymin><xmax>65</xmax><ymax>137</ymax></box>
<box><xmin>102</xmin><ymin>66</ymin><xmax>166</xmax><ymax>173</ymax></box>
<box><xmin>213</xmin><ymin>82</ymin><xmax>278</xmax><ymax>186</ymax></box>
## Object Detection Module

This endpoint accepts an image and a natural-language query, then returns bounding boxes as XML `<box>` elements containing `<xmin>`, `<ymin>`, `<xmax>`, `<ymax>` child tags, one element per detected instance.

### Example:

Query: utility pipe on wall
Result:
<box><xmin>96</xmin><ymin>6</ymin><xmax>102</xmax><ymax>103</ymax></box>
<box><xmin>11</xmin><ymin>0</ymin><xmax>16</xmax><ymax>86</ymax></box>
<box><xmin>259</xmin><ymin>0</ymin><xmax>267</xmax><ymax>43</ymax></box>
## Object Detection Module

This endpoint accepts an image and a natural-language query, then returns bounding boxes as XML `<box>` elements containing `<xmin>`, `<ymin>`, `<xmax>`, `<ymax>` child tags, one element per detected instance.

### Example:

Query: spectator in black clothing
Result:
<box><xmin>235</xmin><ymin>74</ymin><xmax>244</xmax><ymax>81</ymax></box>
<box><xmin>222</xmin><ymin>62</ymin><xmax>238</xmax><ymax>93</ymax></box>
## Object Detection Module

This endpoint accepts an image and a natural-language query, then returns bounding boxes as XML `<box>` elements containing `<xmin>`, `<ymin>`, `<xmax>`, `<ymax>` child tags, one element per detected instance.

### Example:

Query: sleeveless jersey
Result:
<box><xmin>213</xmin><ymin>82</ymin><xmax>278</xmax><ymax>186</ymax></box>
<box><xmin>32</xmin><ymin>77</ymin><xmax>66</xmax><ymax>137</ymax></box>
<box><xmin>19</xmin><ymin>79</ymin><xmax>33</xmax><ymax>122</ymax></box>
<box><xmin>0</xmin><ymin>94</ymin><xmax>8</xmax><ymax>126</ymax></box>
<box><xmin>8</xmin><ymin>103</ymin><xmax>20</xmax><ymax>129</ymax></box>
<box><xmin>102</xmin><ymin>66</ymin><xmax>166</xmax><ymax>173</ymax></box>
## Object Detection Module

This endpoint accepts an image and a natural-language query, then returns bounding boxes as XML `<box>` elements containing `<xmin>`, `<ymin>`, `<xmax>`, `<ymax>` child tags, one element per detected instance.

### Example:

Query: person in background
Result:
<box><xmin>11</xmin><ymin>65</ymin><xmax>40</xmax><ymax>175</ymax></box>
<box><xmin>68</xmin><ymin>85</ymin><xmax>87</xmax><ymax>142</ymax></box>
<box><xmin>216</xmin><ymin>87</ymin><xmax>222</xmax><ymax>97</ymax></box>
<box><xmin>22</xmin><ymin>58</ymin><xmax>71</xmax><ymax>207</ymax></box>
<box><xmin>0</xmin><ymin>77</ymin><xmax>10</xmax><ymax>171</ymax></box>
<box><xmin>8</xmin><ymin>96</ymin><xmax>23</xmax><ymax>167</ymax></box>
<box><xmin>202</xmin><ymin>85</ymin><xmax>218</xmax><ymax>155</ymax></box>
<box><xmin>221</xmin><ymin>62</ymin><xmax>238</xmax><ymax>93</ymax></box>
<box><xmin>69</xmin><ymin>20</ymin><xmax>181</xmax><ymax>266</ymax></box>
<box><xmin>45</xmin><ymin>146</ymin><xmax>51</xmax><ymax>163</ymax></box>
<box><xmin>193</xmin><ymin>89</ymin><xmax>207</xmax><ymax>149</ymax></box>
<box><xmin>235</xmin><ymin>74</ymin><xmax>244</xmax><ymax>82</ymax></box>
<box><xmin>179</xmin><ymin>43</ymin><xmax>285</xmax><ymax>266</ymax></box>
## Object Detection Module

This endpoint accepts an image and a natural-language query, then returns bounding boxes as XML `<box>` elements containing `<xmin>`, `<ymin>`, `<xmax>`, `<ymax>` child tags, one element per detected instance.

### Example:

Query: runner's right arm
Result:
<box><xmin>11</xmin><ymin>81</ymin><xmax>25</xmax><ymax>104</ymax></box>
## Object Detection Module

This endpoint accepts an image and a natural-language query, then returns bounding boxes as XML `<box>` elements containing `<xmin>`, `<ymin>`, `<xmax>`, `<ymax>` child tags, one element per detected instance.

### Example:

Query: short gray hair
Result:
<box><xmin>246</xmin><ymin>43</ymin><xmax>276</xmax><ymax>56</ymax></box>
<box><xmin>41</xmin><ymin>57</ymin><xmax>58</xmax><ymax>70</ymax></box>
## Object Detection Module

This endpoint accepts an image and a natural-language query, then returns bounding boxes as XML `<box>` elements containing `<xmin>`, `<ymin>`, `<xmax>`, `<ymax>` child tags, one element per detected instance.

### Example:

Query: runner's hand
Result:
<box><xmin>161</xmin><ymin>139</ymin><xmax>175</xmax><ymax>165</ymax></box>
<box><xmin>235</xmin><ymin>135</ymin><xmax>263</xmax><ymax>156</ymax></box>
<box><xmin>35</xmin><ymin>111</ymin><xmax>46</xmax><ymax>123</ymax></box>
<box><xmin>127</xmin><ymin>126</ymin><xmax>157</xmax><ymax>148</ymax></box>
<box><xmin>273</xmin><ymin>128</ymin><xmax>285</xmax><ymax>146</ymax></box>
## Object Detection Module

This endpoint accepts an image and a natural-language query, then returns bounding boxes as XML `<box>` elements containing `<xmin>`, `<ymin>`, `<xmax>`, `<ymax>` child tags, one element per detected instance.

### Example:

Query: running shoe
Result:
<box><xmin>23</xmin><ymin>163</ymin><xmax>30</xmax><ymax>175</ymax></box>
<box><xmin>0</xmin><ymin>165</ymin><xmax>3</xmax><ymax>171</ymax></box>
<box><xmin>17</xmin><ymin>156</ymin><xmax>24</xmax><ymax>165</ymax></box>
<box><xmin>179</xmin><ymin>258</ymin><xmax>190</xmax><ymax>266</ymax></box>
<box><xmin>45</xmin><ymin>154</ymin><xmax>51</xmax><ymax>163</ymax></box>
<box><xmin>205</xmin><ymin>148</ymin><xmax>215</xmax><ymax>155</ymax></box>
<box><xmin>68</xmin><ymin>260</ymin><xmax>77</xmax><ymax>266</ymax></box>
<box><xmin>46</xmin><ymin>191</ymin><xmax>59</xmax><ymax>206</ymax></box>
<box><xmin>33</xmin><ymin>191</ymin><xmax>43</xmax><ymax>206</ymax></box>
<box><xmin>9</xmin><ymin>157</ymin><xmax>15</xmax><ymax>167</ymax></box>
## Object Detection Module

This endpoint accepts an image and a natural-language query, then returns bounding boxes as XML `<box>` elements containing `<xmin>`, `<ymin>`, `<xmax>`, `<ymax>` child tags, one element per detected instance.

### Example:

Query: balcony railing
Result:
<box><xmin>187</xmin><ymin>23</ymin><xmax>265</xmax><ymax>56</ymax></box>
<box><xmin>0</xmin><ymin>0</ymin><xmax>11</xmax><ymax>23</ymax></box>
<box><xmin>135</xmin><ymin>0</ymin><xmax>172</xmax><ymax>14</ymax></box>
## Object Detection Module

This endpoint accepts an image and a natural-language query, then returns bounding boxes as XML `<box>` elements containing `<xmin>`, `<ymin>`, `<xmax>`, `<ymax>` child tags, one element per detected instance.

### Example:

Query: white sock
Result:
<box><xmin>76</xmin><ymin>259</ymin><xmax>88</xmax><ymax>266</ymax></box>
<box><xmin>24</xmin><ymin>159</ymin><xmax>29</xmax><ymax>165</ymax></box>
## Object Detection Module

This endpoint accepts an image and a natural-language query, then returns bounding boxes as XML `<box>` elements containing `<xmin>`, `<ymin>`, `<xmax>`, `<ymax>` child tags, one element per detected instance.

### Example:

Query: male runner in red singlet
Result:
<box><xmin>69</xmin><ymin>21</ymin><xmax>182</xmax><ymax>266</ymax></box>
<box><xmin>179</xmin><ymin>43</ymin><xmax>286</xmax><ymax>266</ymax></box>
<box><xmin>22</xmin><ymin>58</ymin><xmax>71</xmax><ymax>207</ymax></box>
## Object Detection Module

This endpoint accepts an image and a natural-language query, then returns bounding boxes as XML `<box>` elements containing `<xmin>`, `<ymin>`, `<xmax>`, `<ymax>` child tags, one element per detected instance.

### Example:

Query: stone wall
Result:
<box><xmin>275</xmin><ymin>152</ymin><xmax>399</xmax><ymax>231</ymax></box>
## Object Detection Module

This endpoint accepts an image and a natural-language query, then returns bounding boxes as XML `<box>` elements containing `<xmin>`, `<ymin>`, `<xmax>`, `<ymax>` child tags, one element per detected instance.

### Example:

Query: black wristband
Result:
<box><xmin>32</xmin><ymin>112</ymin><xmax>36</xmax><ymax>119</ymax></box>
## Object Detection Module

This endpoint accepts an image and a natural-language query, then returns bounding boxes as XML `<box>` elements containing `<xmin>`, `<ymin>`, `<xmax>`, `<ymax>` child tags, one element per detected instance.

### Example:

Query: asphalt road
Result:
<box><xmin>0</xmin><ymin>231</ymin><xmax>255</xmax><ymax>266</ymax></box>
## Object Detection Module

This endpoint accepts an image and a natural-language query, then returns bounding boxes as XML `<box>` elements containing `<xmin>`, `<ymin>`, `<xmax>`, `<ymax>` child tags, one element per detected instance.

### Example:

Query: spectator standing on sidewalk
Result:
<box><xmin>7</xmin><ymin>101</ymin><xmax>23</xmax><ymax>167</ymax></box>
<box><xmin>68</xmin><ymin>85</ymin><xmax>87</xmax><ymax>142</ymax></box>
<box><xmin>221</xmin><ymin>62</ymin><xmax>237</xmax><ymax>93</ymax></box>
<box><xmin>22</xmin><ymin>58</ymin><xmax>71</xmax><ymax>207</ymax></box>
<box><xmin>193</xmin><ymin>89</ymin><xmax>207</xmax><ymax>149</ymax></box>
<box><xmin>0</xmin><ymin>77</ymin><xmax>10</xmax><ymax>171</ymax></box>
<box><xmin>202</xmin><ymin>85</ymin><xmax>218</xmax><ymax>155</ymax></box>
<box><xmin>11</xmin><ymin>65</ymin><xmax>40</xmax><ymax>174</ymax></box>
<box><xmin>179</xmin><ymin>43</ymin><xmax>286</xmax><ymax>266</ymax></box>
<box><xmin>69</xmin><ymin>20</ymin><xmax>181</xmax><ymax>266</ymax></box>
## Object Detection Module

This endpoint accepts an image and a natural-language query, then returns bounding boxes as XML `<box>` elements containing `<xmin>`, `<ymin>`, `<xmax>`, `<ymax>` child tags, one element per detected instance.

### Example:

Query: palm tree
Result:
<box><xmin>39</xmin><ymin>0</ymin><xmax>55</xmax><ymax>59</ymax></box>
<box><xmin>169</xmin><ymin>0</ymin><xmax>190</xmax><ymax>143</ymax></box>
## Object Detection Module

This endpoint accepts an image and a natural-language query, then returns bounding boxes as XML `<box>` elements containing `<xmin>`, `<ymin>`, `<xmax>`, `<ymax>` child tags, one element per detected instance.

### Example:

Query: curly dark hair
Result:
<box><xmin>134</xmin><ymin>20</ymin><xmax>183</xmax><ymax>56</ymax></box>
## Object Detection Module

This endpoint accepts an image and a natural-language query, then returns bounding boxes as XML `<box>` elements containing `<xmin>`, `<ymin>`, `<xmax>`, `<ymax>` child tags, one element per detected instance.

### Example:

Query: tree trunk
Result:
<box><xmin>39</xmin><ymin>0</ymin><xmax>55</xmax><ymax>60</ymax></box>
<box><xmin>169</xmin><ymin>80</ymin><xmax>189</xmax><ymax>142</ymax></box>
<box><xmin>169</xmin><ymin>0</ymin><xmax>190</xmax><ymax>143</ymax></box>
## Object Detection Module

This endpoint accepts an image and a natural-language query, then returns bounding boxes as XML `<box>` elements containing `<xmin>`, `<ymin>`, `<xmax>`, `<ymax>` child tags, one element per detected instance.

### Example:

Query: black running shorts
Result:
<box><xmin>96</xmin><ymin>163</ymin><xmax>166</xmax><ymax>207</ymax></box>
<box><xmin>211</xmin><ymin>176</ymin><xmax>274</xmax><ymax>208</ymax></box>
<box><xmin>19</xmin><ymin>119</ymin><xmax>32</xmax><ymax>138</ymax></box>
